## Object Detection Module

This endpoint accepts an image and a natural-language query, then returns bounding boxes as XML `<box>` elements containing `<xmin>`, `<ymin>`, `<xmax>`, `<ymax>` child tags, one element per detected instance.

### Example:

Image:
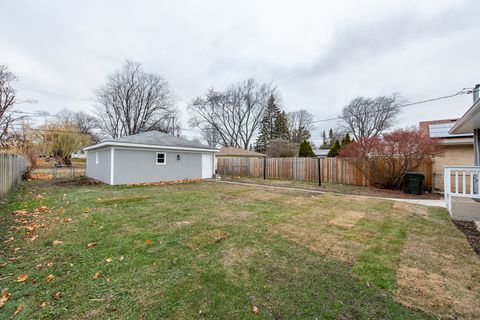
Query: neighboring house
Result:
<box><xmin>419</xmin><ymin>119</ymin><xmax>474</xmax><ymax>191</ymax></box>
<box><xmin>313</xmin><ymin>149</ymin><xmax>329</xmax><ymax>159</ymax></box>
<box><xmin>83</xmin><ymin>131</ymin><xmax>218</xmax><ymax>185</ymax></box>
<box><xmin>216</xmin><ymin>146</ymin><xmax>267</xmax><ymax>158</ymax></box>
<box><xmin>71</xmin><ymin>151</ymin><xmax>87</xmax><ymax>159</ymax></box>
<box><xmin>443</xmin><ymin>84</ymin><xmax>480</xmax><ymax>221</ymax></box>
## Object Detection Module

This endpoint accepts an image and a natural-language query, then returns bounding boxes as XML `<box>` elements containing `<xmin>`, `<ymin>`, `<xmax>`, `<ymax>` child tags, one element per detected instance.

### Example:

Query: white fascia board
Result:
<box><xmin>450</xmin><ymin>99</ymin><xmax>480</xmax><ymax>134</ymax></box>
<box><xmin>83</xmin><ymin>141</ymin><xmax>219</xmax><ymax>153</ymax></box>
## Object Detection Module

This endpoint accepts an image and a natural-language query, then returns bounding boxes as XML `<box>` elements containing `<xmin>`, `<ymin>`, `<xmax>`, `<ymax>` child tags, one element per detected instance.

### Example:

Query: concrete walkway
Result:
<box><xmin>218</xmin><ymin>180</ymin><xmax>446</xmax><ymax>208</ymax></box>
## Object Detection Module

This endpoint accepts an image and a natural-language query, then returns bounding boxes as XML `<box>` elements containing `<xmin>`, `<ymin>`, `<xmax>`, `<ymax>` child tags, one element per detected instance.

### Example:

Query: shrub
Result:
<box><xmin>339</xmin><ymin>128</ymin><xmax>441</xmax><ymax>189</ymax></box>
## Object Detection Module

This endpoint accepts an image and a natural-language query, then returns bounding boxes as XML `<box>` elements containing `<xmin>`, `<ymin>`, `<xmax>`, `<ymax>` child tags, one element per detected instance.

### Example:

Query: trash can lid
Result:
<box><xmin>404</xmin><ymin>172</ymin><xmax>425</xmax><ymax>178</ymax></box>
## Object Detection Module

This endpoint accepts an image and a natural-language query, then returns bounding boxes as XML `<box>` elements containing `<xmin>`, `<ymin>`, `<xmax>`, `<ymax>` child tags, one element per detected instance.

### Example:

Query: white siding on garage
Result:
<box><xmin>86</xmin><ymin>148</ymin><xmax>111</xmax><ymax>183</ymax></box>
<box><xmin>113</xmin><ymin>148</ymin><xmax>203</xmax><ymax>184</ymax></box>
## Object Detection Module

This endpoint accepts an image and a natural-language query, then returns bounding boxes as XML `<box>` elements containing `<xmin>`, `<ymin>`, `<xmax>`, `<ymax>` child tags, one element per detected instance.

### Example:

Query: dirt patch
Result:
<box><xmin>396</xmin><ymin>264</ymin><xmax>452</xmax><ymax>315</ymax></box>
<box><xmin>453</xmin><ymin>220</ymin><xmax>480</xmax><ymax>257</ymax></box>
<box><xmin>329</xmin><ymin>211</ymin><xmax>365</xmax><ymax>228</ymax></box>
<box><xmin>54</xmin><ymin>177</ymin><xmax>104</xmax><ymax>186</ymax></box>
<box><xmin>185</xmin><ymin>229</ymin><xmax>230</xmax><ymax>250</ymax></box>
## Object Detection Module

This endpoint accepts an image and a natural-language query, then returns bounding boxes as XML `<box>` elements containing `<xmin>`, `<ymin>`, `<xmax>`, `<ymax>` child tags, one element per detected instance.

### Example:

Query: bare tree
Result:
<box><xmin>95</xmin><ymin>60</ymin><xmax>177</xmax><ymax>138</ymax></box>
<box><xmin>287</xmin><ymin>109</ymin><xmax>314</xmax><ymax>143</ymax></box>
<box><xmin>266</xmin><ymin>138</ymin><xmax>298</xmax><ymax>157</ymax></box>
<box><xmin>340</xmin><ymin>94</ymin><xmax>402</xmax><ymax>142</ymax></box>
<box><xmin>148</xmin><ymin>114</ymin><xmax>182</xmax><ymax>137</ymax></box>
<box><xmin>0</xmin><ymin>65</ymin><xmax>23</xmax><ymax>140</ymax></box>
<box><xmin>188</xmin><ymin>78</ymin><xmax>277</xmax><ymax>149</ymax></box>
<box><xmin>57</xmin><ymin>109</ymin><xmax>101</xmax><ymax>142</ymax></box>
<box><xmin>201</xmin><ymin>125</ymin><xmax>221</xmax><ymax>148</ymax></box>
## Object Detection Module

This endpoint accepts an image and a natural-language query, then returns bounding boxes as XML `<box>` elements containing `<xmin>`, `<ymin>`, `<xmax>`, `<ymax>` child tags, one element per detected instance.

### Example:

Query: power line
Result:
<box><xmin>310</xmin><ymin>89</ymin><xmax>472</xmax><ymax>124</ymax></box>
<box><xmin>15</xmin><ymin>86</ymin><xmax>92</xmax><ymax>102</ymax></box>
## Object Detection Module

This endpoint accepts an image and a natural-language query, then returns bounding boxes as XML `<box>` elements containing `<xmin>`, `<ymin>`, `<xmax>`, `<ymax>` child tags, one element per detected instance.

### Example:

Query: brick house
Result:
<box><xmin>419</xmin><ymin>119</ymin><xmax>474</xmax><ymax>191</ymax></box>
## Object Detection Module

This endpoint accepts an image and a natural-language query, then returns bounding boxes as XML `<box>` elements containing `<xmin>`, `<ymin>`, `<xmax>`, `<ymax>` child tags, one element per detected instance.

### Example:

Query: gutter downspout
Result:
<box><xmin>474</xmin><ymin>129</ymin><xmax>480</xmax><ymax>166</ymax></box>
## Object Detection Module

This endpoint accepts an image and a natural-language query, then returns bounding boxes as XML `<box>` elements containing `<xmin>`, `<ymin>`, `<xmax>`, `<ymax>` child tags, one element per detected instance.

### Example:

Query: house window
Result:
<box><xmin>156</xmin><ymin>152</ymin><xmax>166</xmax><ymax>165</ymax></box>
<box><xmin>95</xmin><ymin>152</ymin><xmax>99</xmax><ymax>164</ymax></box>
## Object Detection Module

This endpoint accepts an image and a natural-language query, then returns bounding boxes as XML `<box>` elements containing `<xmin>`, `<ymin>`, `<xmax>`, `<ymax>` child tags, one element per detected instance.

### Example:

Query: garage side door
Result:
<box><xmin>201</xmin><ymin>153</ymin><xmax>213</xmax><ymax>179</ymax></box>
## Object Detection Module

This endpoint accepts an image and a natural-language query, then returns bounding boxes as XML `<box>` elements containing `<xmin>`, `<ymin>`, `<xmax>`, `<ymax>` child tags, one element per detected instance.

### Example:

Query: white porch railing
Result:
<box><xmin>444</xmin><ymin>166</ymin><xmax>480</xmax><ymax>212</ymax></box>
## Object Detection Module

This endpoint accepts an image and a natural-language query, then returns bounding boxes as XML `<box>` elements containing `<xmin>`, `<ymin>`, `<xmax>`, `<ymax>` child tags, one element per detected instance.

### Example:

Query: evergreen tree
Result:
<box><xmin>274</xmin><ymin>111</ymin><xmax>290</xmax><ymax>140</ymax></box>
<box><xmin>298</xmin><ymin>140</ymin><xmax>316</xmax><ymax>157</ymax></box>
<box><xmin>327</xmin><ymin>139</ymin><xmax>341</xmax><ymax>157</ymax></box>
<box><xmin>328</xmin><ymin>128</ymin><xmax>334</xmax><ymax>145</ymax></box>
<box><xmin>341</xmin><ymin>133</ymin><xmax>352</xmax><ymax>148</ymax></box>
<box><xmin>322</xmin><ymin>130</ymin><xmax>327</xmax><ymax>147</ymax></box>
<box><xmin>255</xmin><ymin>95</ymin><xmax>285</xmax><ymax>153</ymax></box>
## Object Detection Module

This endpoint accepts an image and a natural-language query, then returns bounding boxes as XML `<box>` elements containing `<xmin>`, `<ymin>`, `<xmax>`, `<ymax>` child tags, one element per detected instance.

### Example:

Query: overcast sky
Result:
<box><xmin>1</xmin><ymin>0</ymin><xmax>479</xmax><ymax>143</ymax></box>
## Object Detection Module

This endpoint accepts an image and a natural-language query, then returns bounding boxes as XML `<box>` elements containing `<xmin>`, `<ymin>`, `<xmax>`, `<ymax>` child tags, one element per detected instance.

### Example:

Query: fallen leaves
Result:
<box><xmin>39</xmin><ymin>302</ymin><xmax>48</xmax><ymax>308</ymax></box>
<box><xmin>105</xmin><ymin>258</ymin><xmax>112</xmax><ymax>263</ymax></box>
<box><xmin>52</xmin><ymin>240</ymin><xmax>63</xmax><ymax>246</ymax></box>
<box><xmin>93</xmin><ymin>272</ymin><xmax>101</xmax><ymax>280</ymax></box>
<box><xmin>145</xmin><ymin>240</ymin><xmax>152</xmax><ymax>246</ymax></box>
<box><xmin>83</xmin><ymin>208</ymin><xmax>91</xmax><ymax>213</ymax></box>
<box><xmin>0</xmin><ymin>289</ymin><xmax>11</xmax><ymax>308</ymax></box>
<box><xmin>86</xmin><ymin>242</ymin><xmax>96</xmax><ymax>249</ymax></box>
<box><xmin>17</xmin><ymin>274</ymin><xmax>28</xmax><ymax>282</ymax></box>
<box><xmin>252</xmin><ymin>306</ymin><xmax>259</xmax><ymax>314</ymax></box>
<box><xmin>127</xmin><ymin>179</ymin><xmax>204</xmax><ymax>187</ymax></box>
<box><xmin>46</xmin><ymin>261</ymin><xmax>54</xmax><ymax>267</ymax></box>
<box><xmin>46</xmin><ymin>274</ymin><xmax>55</xmax><ymax>282</ymax></box>
<box><xmin>13</xmin><ymin>304</ymin><xmax>23</xmax><ymax>316</ymax></box>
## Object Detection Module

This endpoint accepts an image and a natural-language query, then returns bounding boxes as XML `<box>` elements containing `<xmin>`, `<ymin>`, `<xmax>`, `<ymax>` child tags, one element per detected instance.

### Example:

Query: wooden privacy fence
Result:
<box><xmin>216</xmin><ymin>157</ymin><xmax>432</xmax><ymax>190</ymax></box>
<box><xmin>0</xmin><ymin>154</ymin><xmax>26</xmax><ymax>198</ymax></box>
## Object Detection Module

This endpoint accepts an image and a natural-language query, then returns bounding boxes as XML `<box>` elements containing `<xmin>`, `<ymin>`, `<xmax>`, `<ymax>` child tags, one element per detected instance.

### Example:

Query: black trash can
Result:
<box><xmin>403</xmin><ymin>172</ymin><xmax>425</xmax><ymax>195</ymax></box>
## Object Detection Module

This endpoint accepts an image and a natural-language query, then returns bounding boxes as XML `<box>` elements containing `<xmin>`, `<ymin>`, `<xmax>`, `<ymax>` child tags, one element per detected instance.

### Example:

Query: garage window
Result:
<box><xmin>156</xmin><ymin>152</ymin><xmax>166</xmax><ymax>165</ymax></box>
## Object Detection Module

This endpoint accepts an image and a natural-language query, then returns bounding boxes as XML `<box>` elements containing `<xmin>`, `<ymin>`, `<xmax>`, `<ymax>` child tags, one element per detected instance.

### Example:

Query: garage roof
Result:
<box><xmin>84</xmin><ymin>131</ymin><xmax>218</xmax><ymax>152</ymax></box>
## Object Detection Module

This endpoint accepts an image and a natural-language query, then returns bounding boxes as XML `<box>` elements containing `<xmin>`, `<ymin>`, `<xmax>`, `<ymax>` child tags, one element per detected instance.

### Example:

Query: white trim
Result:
<box><xmin>84</xmin><ymin>141</ymin><xmax>219</xmax><ymax>153</ymax></box>
<box><xmin>110</xmin><ymin>148</ymin><xmax>115</xmax><ymax>185</ymax></box>
<box><xmin>95</xmin><ymin>152</ymin><xmax>99</xmax><ymax>164</ymax></box>
<box><xmin>156</xmin><ymin>152</ymin><xmax>166</xmax><ymax>165</ymax></box>
<box><xmin>450</xmin><ymin>98</ymin><xmax>480</xmax><ymax>134</ymax></box>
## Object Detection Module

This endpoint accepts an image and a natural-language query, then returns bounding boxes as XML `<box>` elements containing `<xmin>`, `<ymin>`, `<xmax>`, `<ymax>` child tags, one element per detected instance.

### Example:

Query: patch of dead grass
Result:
<box><xmin>329</xmin><ymin>211</ymin><xmax>365</xmax><ymax>228</ymax></box>
<box><xmin>392</xmin><ymin>202</ymin><xmax>428</xmax><ymax>217</ymax></box>
<box><xmin>174</xmin><ymin>217</ymin><xmax>198</xmax><ymax>227</ymax></box>
<box><xmin>213</xmin><ymin>210</ymin><xmax>254</xmax><ymax>225</ymax></box>
<box><xmin>273</xmin><ymin>210</ymin><xmax>370</xmax><ymax>263</ymax></box>
<box><xmin>397</xmin><ymin>264</ymin><xmax>452</xmax><ymax>315</ymax></box>
<box><xmin>222</xmin><ymin>246</ymin><xmax>255</xmax><ymax>268</ymax></box>
<box><xmin>185</xmin><ymin>229</ymin><xmax>230</xmax><ymax>250</ymax></box>
<box><xmin>398</xmin><ymin>233</ymin><xmax>480</xmax><ymax>319</ymax></box>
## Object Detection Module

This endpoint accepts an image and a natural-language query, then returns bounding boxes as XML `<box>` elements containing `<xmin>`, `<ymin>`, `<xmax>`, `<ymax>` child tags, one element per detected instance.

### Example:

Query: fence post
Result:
<box><xmin>317</xmin><ymin>158</ymin><xmax>321</xmax><ymax>186</ymax></box>
<box><xmin>263</xmin><ymin>157</ymin><xmax>266</xmax><ymax>180</ymax></box>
